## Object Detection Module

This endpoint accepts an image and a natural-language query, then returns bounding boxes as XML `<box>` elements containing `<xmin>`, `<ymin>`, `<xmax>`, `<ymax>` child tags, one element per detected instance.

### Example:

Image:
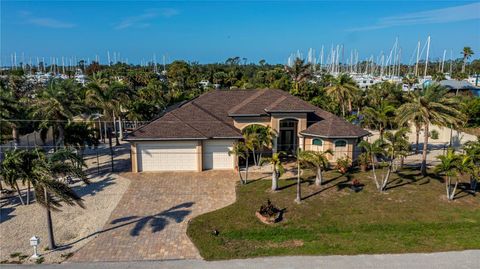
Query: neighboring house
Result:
<box><xmin>125</xmin><ymin>89</ymin><xmax>369</xmax><ymax>172</ymax></box>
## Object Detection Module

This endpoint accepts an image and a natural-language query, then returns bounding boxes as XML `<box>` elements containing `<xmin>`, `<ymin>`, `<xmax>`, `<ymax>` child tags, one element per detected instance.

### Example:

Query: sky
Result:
<box><xmin>1</xmin><ymin>0</ymin><xmax>480</xmax><ymax>65</ymax></box>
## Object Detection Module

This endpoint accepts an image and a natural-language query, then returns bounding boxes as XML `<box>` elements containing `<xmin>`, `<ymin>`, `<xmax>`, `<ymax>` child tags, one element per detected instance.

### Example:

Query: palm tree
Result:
<box><xmin>285</xmin><ymin>58</ymin><xmax>312</xmax><ymax>94</ymax></box>
<box><xmin>461</xmin><ymin>47</ymin><xmax>474</xmax><ymax>73</ymax></box>
<box><xmin>86</xmin><ymin>78</ymin><xmax>129</xmax><ymax>146</ymax></box>
<box><xmin>228</xmin><ymin>141</ymin><xmax>248</xmax><ymax>184</ymax></box>
<box><xmin>31</xmin><ymin>79</ymin><xmax>81</xmax><ymax>147</ymax></box>
<box><xmin>0</xmin><ymin>85</ymin><xmax>20</xmax><ymax>148</ymax></box>
<box><xmin>462</xmin><ymin>138</ymin><xmax>480</xmax><ymax>193</ymax></box>
<box><xmin>434</xmin><ymin>148</ymin><xmax>462</xmax><ymax>200</ymax></box>
<box><xmin>260</xmin><ymin>152</ymin><xmax>285</xmax><ymax>191</ymax></box>
<box><xmin>31</xmin><ymin>148</ymin><xmax>87</xmax><ymax>249</ymax></box>
<box><xmin>358</xmin><ymin>139</ymin><xmax>389</xmax><ymax>192</ymax></box>
<box><xmin>297</xmin><ymin>150</ymin><xmax>332</xmax><ymax>186</ymax></box>
<box><xmin>243</xmin><ymin>125</ymin><xmax>273</xmax><ymax>166</ymax></box>
<box><xmin>325</xmin><ymin>73</ymin><xmax>359</xmax><ymax>117</ymax></box>
<box><xmin>362</xmin><ymin>100</ymin><xmax>396</xmax><ymax>138</ymax></box>
<box><xmin>402</xmin><ymin>75</ymin><xmax>418</xmax><ymax>91</ymax></box>
<box><xmin>396</xmin><ymin>84</ymin><xmax>464</xmax><ymax>176</ymax></box>
<box><xmin>1</xmin><ymin>150</ymin><xmax>26</xmax><ymax>205</ymax></box>
<box><xmin>384</xmin><ymin>128</ymin><xmax>411</xmax><ymax>172</ymax></box>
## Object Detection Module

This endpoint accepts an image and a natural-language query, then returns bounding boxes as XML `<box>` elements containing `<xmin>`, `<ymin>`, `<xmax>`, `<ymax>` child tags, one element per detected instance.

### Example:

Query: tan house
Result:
<box><xmin>125</xmin><ymin>89</ymin><xmax>369</xmax><ymax>172</ymax></box>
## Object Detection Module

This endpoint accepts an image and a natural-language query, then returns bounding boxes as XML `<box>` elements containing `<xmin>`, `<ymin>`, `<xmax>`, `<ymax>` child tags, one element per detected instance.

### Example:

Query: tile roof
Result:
<box><xmin>126</xmin><ymin>89</ymin><xmax>369</xmax><ymax>140</ymax></box>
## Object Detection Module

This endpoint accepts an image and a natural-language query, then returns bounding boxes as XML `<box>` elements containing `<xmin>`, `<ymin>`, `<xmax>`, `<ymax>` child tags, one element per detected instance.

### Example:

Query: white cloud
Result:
<box><xmin>349</xmin><ymin>2</ymin><xmax>480</xmax><ymax>31</ymax></box>
<box><xmin>114</xmin><ymin>8</ymin><xmax>179</xmax><ymax>30</ymax></box>
<box><xmin>19</xmin><ymin>11</ymin><xmax>76</xmax><ymax>29</ymax></box>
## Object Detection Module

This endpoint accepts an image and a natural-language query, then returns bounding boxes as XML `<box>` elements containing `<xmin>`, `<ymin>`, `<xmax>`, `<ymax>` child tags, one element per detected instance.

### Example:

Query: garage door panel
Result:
<box><xmin>138</xmin><ymin>141</ymin><xmax>197</xmax><ymax>172</ymax></box>
<box><xmin>203</xmin><ymin>140</ymin><xmax>234</xmax><ymax>170</ymax></box>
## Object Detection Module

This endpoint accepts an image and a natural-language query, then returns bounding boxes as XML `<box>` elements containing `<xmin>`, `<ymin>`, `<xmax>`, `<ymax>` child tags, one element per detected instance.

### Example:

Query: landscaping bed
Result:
<box><xmin>187</xmin><ymin>168</ymin><xmax>480</xmax><ymax>260</ymax></box>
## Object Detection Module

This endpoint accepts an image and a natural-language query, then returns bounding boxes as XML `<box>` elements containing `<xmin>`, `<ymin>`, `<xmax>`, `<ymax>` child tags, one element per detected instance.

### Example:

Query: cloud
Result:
<box><xmin>18</xmin><ymin>11</ymin><xmax>76</xmax><ymax>28</ymax></box>
<box><xmin>114</xmin><ymin>8</ymin><xmax>179</xmax><ymax>30</ymax></box>
<box><xmin>349</xmin><ymin>2</ymin><xmax>480</xmax><ymax>31</ymax></box>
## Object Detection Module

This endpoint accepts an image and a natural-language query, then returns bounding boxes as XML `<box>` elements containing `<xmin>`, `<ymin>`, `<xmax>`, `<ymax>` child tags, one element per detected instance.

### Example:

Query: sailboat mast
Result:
<box><xmin>424</xmin><ymin>36</ymin><xmax>430</xmax><ymax>78</ymax></box>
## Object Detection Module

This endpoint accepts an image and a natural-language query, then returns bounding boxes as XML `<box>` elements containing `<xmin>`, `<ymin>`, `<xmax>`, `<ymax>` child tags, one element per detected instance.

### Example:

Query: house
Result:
<box><xmin>125</xmin><ymin>89</ymin><xmax>369</xmax><ymax>172</ymax></box>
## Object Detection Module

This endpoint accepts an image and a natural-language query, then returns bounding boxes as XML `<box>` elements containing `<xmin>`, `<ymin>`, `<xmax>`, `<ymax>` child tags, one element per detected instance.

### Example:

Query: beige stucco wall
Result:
<box><xmin>304</xmin><ymin>137</ymin><xmax>357</xmax><ymax>162</ymax></box>
<box><xmin>197</xmin><ymin>141</ymin><xmax>203</xmax><ymax>172</ymax></box>
<box><xmin>131</xmin><ymin>143</ymin><xmax>138</xmax><ymax>172</ymax></box>
<box><xmin>233</xmin><ymin>116</ymin><xmax>271</xmax><ymax>131</ymax></box>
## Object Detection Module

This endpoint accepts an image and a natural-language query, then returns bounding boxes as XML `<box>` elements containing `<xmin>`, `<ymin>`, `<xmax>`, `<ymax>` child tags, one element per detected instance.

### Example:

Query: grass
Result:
<box><xmin>187</xmin><ymin>167</ymin><xmax>480</xmax><ymax>260</ymax></box>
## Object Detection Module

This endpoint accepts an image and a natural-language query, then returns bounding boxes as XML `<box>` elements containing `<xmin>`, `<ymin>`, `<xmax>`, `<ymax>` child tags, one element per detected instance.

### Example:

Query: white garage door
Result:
<box><xmin>137</xmin><ymin>141</ymin><xmax>198</xmax><ymax>172</ymax></box>
<box><xmin>203</xmin><ymin>140</ymin><xmax>234</xmax><ymax>170</ymax></box>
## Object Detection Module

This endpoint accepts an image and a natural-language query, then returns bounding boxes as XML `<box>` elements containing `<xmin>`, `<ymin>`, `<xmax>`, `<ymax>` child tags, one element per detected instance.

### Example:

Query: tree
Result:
<box><xmin>462</xmin><ymin>138</ymin><xmax>480</xmax><ymax>193</ymax></box>
<box><xmin>1</xmin><ymin>150</ymin><xmax>27</xmax><ymax>204</ymax></box>
<box><xmin>242</xmin><ymin>125</ymin><xmax>273</xmax><ymax>166</ymax></box>
<box><xmin>228</xmin><ymin>141</ymin><xmax>248</xmax><ymax>184</ymax></box>
<box><xmin>384</xmin><ymin>128</ymin><xmax>411</xmax><ymax>172</ymax></box>
<box><xmin>31</xmin><ymin>148</ymin><xmax>87</xmax><ymax>249</ymax></box>
<box><xmin>325</xmin><ymin>73</ymin><xmax>359</xmax><ymax>117</ymax></box>
<box><xmin>260</xmin><ymin>152</ymin><xmax>285</xmax><ymax>191</ymax></box>
<box><xmin>362</xmin><ymin>100</ymin><xmax>396</xmax><ymax>138</ymax></box>
<box><xmin>434</xmin><ymin>148</ymin><xmax>462</xmax><ymax>200</ymax></box>
<box><xmin>461</xmin><ymin>47</ymin><xmax>474</xmax><ymax>73</ymax></box>
<box><xmin>64</xmin><ymin>122</ymin><xmax>99</xmax><ymax>161</ymax></box>
<box><xmin>396</xmin><ymin>84</ymin><xmax>464</xmax><ymax>176</ymax></box>
<box><xmin>402</xmin><ymin>75</ymin><xmax>418</xmax><ymax>91</ymax></box>
<box><xmin>86</xmin><ymin>77</ymin><xmax>129</xmax><ymax>145</ymax></box>
<box><xmin>31</xmin><ymin>79</ymin><xmax>82</xmax><ymax>147</ymax></box>
<box><xmin>297</xmin><ymin>150</ymin><xmax>332</xmax><ymax>186</ymax></box>
<box><xmin>285</xmin><ymin>58</ymin><xmax>312</xmax><ymax>94</ymax></box>
<box><xmin>358</xmin><ymin>139</ymin><xmax>390</xmax><ymax>192</ymax></box>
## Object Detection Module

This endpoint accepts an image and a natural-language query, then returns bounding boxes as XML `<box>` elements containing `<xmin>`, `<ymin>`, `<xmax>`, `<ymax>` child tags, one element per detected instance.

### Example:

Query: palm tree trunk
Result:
<box><xmin>371</xmin><ymin>156</ymin><xmax>380</xmax><ymax>190</ymax></box>
<box><xmin>113</xmin><ymin>113</ymin><xmax>120</xmax><ymax>146</ymax></box>
<box><xmin>12</xmin><ymin>125</ymin><xmax>19</xmax><ymax>149</ymax></box>
<box><xmin>315</xmin><ymin>166</ymin><xmax>323</xmax><ymax>186</ymax></box>
<box><xmin>450</xmin><ymin>180</ymin><xmax>458</xmax><ymax>200</ymax></box>
<box><xmin>462</xmin><ymin>58</ymin><xmax>466</xmax><ymax>73</ymax></box>
<box><xmin>295</xmin><ymin>160</ymin><xmax>301</xmax><ymax>203</ymax></box>
<box><xmin>415</xmin><ymin>126</ymin><xmax>420</xmax><ymax>154</ymax></box>
<box><xmin>252</xmin><ymin>148</ymin><xmax>257</xmax><ymax>166</ymax></box>
<box><xmin>445</xmin><ymin>175</ymin><xmax>450</xmax><ymax>199</ymax></box>
<box><xmin>271</xmin><ymin>170</ymin><xmax>278</xmax><ymax>191</ymax></box>
<box><xmin>421</xmin><ymin>124</ymin><xmax>429</xmax><ymax>176</ymax></box>
<box><xmin>118</xmin><ymin>116</ymin><xmax>124</xmax><ymax>140</ymax></box>
<box><xmin>26</xmin><ymin>181</ymin><xmax>30</xmax><ymax>205</ymax></box>
<box><xmin>45</xmin><ymin>188</ymin><xmax>56</xmax><ymax>249</ymax></box>
<box><xmin>244</xmin><ymin>155</ymin><xmax>249</xmax><ymax>184</ymax></box>
<box><xmin>15</xmin><ymin>182</ymin><xmax>25</xmax><ymax>205</ymax></box>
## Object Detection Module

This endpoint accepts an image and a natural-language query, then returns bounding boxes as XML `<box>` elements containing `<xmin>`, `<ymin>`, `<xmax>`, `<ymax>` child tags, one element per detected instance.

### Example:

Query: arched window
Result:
<box><xmin>335</xmin><ymin>140</ymin><xmax>347</xmax><ymax>147</ymax></box>
<box><xmin>312</xmin><ymin>138</ymin><xmax>323</xmax><ymax>146</ymax></box>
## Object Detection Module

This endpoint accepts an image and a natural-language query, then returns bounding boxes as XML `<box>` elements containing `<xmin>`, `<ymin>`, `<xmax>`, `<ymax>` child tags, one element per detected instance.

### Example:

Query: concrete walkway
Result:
<box><xmin>5</xmin><ymin>250</ymin><xmax>480</xmax><ymax>269</ymax></box>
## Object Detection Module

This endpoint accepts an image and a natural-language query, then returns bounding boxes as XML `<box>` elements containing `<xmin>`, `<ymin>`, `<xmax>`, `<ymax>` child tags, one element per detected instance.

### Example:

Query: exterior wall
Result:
<box><xmin>233</xmin><ymin>116</ymin><xmax>271</xmax><ymax>131</ymax></box>
<box><xmin>131</xmin><ymin>143</ymin><xmax>138</xmax><ymax>172</ymax></box>
<box><xmin>304</xmin><ymin>137</ymin><xmax>358</xmax><ymax>163</ymax></box>
<box><xmin>197</xmin><ymin>141</ymin><xmax>203</xmax><ymax>172</ymax></box>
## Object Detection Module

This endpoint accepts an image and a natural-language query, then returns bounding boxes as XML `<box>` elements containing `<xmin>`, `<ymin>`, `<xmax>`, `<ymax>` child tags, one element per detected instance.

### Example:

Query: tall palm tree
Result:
<box><xmin>402</xmin><ymin>75</ymin><xmax>418</xmax><ymax>91</ymax></box>
<box><xmin>384</xmin><ymin>128</ymin><xmax>411</xmax><ymax>172</ymax></box>
<box><xmin>461</xmin><ymin>47</ymin><xmax>474</xmax><ymax>73</ymax></box>
<box><xmin>462</xmin><ymin>138</ymin><xmax>480</xmax><ymax>193</ymax></box>
<box><xmin>0</xmin><ymin>85</ymin><xmax>20</xmax><ymax>148</ymax></box>
<box><xmin>362</xmin><ymin>100</ymin><xmax>396</xmax><ymax>138</ymax></box>
<box><xmin>298</xmin><ymin>150</ymin><xmax>332</xmax><ymax>186</ymax></box>
<box><xmin>434</xmin><ymin>148</ymin><xmax>462</xmax><ymax>200</ymax></box>
<box><xmin>396</xmin><ymin>84</ymin><xmax>464</xmax><ymax>176</ymax></box>
<box><xmin>260</xmin><ymin>152</ymin><xmax>285</xmax><ymax>191</ymax></box>
<box><xmin>31</xmin><ymin>79</ymin><xmax>81</xmax><ymax>147</ymax></box>
<box><xmin>86</xmin><ymin>79</ymin><xmax>129</xmax><ymax>146</ymax></box>
<box><xmin>228</xmin><ymin>141</ymin><xmax>248</xmax><ymax>184</ymax></box>
<box><xmin>31</xmin><ymin>148</ymin><xmax>87</xmax><ymax>249</ymax></box>
<box><xmin>1</xmin><ymin>150</ymin><xmax>26</xmax><ymax>204</ymax></box>
<box><xmin>325</xmin><ymin>73</ymin><xmax>359</xmax><ymax>117</ymax></box>
<box><xmin>285</xmin><ymin>58</ymin><xmax>312</xmax><ymax>94</ymax></box>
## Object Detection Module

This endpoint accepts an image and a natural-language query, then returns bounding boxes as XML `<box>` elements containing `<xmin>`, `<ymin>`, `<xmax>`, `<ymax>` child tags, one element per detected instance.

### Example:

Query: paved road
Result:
<box><xmin>5</xmin><ymin>250</ymin><xmax>479</xmax><ymax>269</ymax></box>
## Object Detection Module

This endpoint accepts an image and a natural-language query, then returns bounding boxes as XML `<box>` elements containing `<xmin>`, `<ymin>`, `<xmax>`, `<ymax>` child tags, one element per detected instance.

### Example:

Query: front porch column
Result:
<box><xmin>272</xmin><ymin>136</ymin><xmax>278</xmax><ymax>153</ymax></box>
<box><xmin>299</xmin><ymin>136</ymin><xmax>305</xmax><ymax>151</ymax></box>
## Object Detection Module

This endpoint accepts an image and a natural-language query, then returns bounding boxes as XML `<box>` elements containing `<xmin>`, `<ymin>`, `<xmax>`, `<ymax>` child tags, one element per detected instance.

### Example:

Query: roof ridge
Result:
<box><xmin>228</xmin><ymin>89</ymin><xmax>266</xmax><ymax>115</ymax></box>
<box><xmin>190</xmin><ymin>102</ymin><xmax>242</xmax><ymax>136</ymax></box>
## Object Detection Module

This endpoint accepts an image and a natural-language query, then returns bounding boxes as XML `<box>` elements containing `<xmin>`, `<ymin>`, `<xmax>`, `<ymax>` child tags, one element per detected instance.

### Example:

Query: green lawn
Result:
<box><xmin>187</xmin><ymin>167</ymin><xmax>480</xmax><ymax>260</ymax></box>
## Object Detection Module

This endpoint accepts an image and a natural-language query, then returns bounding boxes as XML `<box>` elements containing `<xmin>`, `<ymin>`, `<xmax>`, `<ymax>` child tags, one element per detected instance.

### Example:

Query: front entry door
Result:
<box><xmin>279</xmin><ymin>130</ymin><xmax>294</xmax><ymax>152</ymax></box>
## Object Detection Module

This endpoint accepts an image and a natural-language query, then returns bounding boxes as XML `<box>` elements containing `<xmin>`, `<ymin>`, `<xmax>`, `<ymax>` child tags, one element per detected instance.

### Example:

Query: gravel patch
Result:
<box><xmin>0</xmin><ymin>173</ymin><xmax>130</xmax><ymax>264</ymax></box>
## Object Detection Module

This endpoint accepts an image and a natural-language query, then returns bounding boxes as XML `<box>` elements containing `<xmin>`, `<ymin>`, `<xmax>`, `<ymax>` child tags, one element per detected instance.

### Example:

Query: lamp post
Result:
<box><xmin>30</xmin><ymin>236</ymin><xmax>40</xmax><ymax>260</ymax></box>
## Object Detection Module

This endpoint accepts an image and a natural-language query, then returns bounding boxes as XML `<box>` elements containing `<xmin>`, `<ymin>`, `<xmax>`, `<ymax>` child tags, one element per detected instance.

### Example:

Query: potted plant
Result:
<box><xmin>351</xmin><ymin>179</ymin><xmax>364</xmax><ymax>192</ymax></box>
<box><xmin>255</xmin><ymin>199</ymin><xmax>282</xmax><ymax>224</ymax></box>
<box><xmin>358</xmin><ymin>152</ymin><xmax>370</xmax><ymax>172</ymax></box>
<box><xmin>336</xmin><ymin>156</ymin><xmax>351</xmax><ymax>174</ymax></box>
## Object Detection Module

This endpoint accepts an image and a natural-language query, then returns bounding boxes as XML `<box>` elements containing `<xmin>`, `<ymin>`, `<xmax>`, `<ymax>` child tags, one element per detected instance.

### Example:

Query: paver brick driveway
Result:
<box><xmin>70</xmin><ymin>171</ymin><xmax>237</xmax><ymax>262</ymax></box>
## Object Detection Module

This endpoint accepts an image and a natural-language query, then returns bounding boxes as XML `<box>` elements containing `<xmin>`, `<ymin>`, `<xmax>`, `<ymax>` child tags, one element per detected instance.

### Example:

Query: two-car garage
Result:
<box><xmin>134</xmin><ymin>140</ymin><xmax>235</xmax><ymax>172</ymax></box>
